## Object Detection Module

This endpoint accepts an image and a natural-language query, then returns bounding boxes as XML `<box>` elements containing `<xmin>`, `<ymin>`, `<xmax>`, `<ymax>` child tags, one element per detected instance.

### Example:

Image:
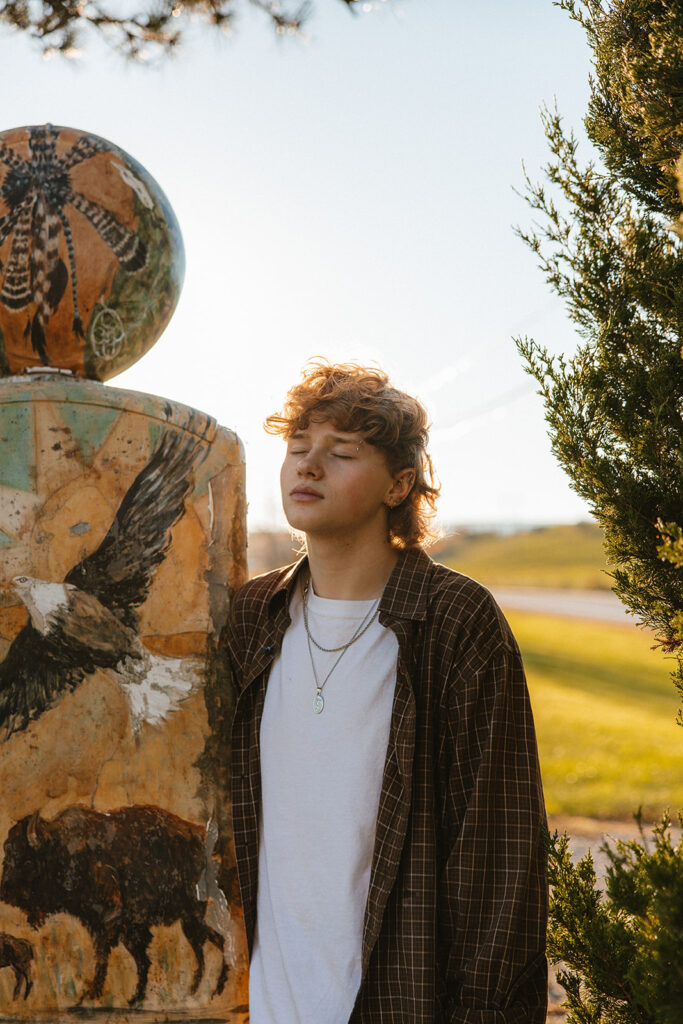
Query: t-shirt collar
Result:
<box><xmin>266</xmin><ymin>546</ymin><xmax>432</xmax><ymax>622</ymax></box>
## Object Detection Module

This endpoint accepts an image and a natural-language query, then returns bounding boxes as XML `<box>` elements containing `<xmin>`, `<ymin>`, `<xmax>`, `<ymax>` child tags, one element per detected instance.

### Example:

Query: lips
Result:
<box><xmin>290</xmin><ymin>486</ymin><xmax>323</xmax><ymax>500</ymax></box>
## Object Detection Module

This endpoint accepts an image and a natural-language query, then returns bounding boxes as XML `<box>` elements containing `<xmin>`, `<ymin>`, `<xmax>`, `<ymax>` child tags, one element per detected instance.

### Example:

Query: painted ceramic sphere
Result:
<box><xmin>0</xmin><ymin>124</ymin><xmax>184</xmax><ymax>381</ymax></box>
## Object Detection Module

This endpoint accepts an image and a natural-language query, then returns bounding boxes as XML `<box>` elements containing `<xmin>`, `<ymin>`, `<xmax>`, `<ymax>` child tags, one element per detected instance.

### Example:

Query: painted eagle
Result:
<box><xmin>0</xmin><ymin>423</ymin><xmax>208</xmax><ymax>739</ymax></box>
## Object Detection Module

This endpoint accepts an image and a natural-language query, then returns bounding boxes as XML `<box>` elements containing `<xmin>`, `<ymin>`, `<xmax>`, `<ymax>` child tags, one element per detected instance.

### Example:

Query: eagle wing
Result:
<box><xmin>0</xmin><ymin>622</ymin><xmax>90</xmax><ymax>739</ymax></box>
<box><xmin>65</xmin><ymin>423</ymin><xmax>208</xmax><ymax>632</ymax></box>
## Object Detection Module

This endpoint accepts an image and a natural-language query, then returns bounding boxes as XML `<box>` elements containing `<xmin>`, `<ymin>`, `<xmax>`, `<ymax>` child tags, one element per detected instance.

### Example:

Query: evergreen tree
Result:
<box><xmin>520</xmin><ymin>4</ymin><xmax>683</xmax><ymax>1021</ymax></box>
<box><xmin>516</xmin><ymin>0</ymin><xmax>683</xmax><ymax>706</ymax></box>
<box><xmin>0</xmin><ymin>0</ymin><xmax>360</xmax><ymax>58</ymax></box>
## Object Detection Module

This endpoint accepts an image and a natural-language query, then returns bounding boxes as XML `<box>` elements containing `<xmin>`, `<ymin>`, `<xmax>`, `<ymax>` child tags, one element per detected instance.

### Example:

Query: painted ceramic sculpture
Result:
<box><xmin>0</xmin><ymin>124</ymin><xmax>184</xmax><ymax>381</ymax></box>
<box><xmin>0</xmin><ymin>125</ymin><xmax>248</xmax><ymax>1021</ymax></box>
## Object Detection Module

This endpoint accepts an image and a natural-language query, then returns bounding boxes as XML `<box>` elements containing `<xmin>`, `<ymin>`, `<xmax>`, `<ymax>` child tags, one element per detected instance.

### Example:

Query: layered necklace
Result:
<box><xmin>302</xmin><ymin>577</ymin><xmax>381</xmax><ymax>714</ymax></box>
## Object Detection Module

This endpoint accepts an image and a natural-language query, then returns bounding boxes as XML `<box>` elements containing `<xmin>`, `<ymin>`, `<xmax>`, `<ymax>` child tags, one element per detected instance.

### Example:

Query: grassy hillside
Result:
<box><xmin>433</xmin><ymin>522</ymin><xmax>611</xmax><ymax>590</ymax></box>
<box><xmin>506</xmin><ymin>608</ymin><xmax>683</xmax><ymax>820</ymax></box>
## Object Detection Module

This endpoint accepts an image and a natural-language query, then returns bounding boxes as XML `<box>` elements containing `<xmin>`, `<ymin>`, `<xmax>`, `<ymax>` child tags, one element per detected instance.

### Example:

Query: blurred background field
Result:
<box><xmin>249</xmin><ymin>522</ymin><xmax>683</xmax><ymax>823</ymax></box>
<box><xmin>442</xmin><ymin>527</ymin><xmax>683</xmax><ymax>822</ymax></box>
<box><xmin>441</xmin><ymin>526</ymin><xmax>683</xmax><ymax>822</ymax></box>
<box><xmin>506</xmin><ymin>610</ymin><xmax>683</xmax><ymax>820</ymax></box>
<box><xmin>431</xmin><ymin>521</ymin><xmax>611</xmax><ymax>590</ymax></box>
<box><xmin>248</xmin><ymin>521</ymin><xmax>611</xmax><ymax>587</ymax></box>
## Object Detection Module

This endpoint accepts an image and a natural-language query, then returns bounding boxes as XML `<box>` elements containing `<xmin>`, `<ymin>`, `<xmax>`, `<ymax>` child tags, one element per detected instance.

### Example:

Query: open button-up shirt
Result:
<box><xmin>227</xmin><ymin>546</ymin><xmax>548</xmax><ymax>1023</ymax></box>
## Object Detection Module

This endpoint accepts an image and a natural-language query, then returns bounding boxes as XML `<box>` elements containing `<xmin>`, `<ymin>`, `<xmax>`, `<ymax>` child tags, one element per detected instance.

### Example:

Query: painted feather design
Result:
<box><xmin>0</xmin><ymin>124</ymin><xmax>148</xmax><ymax>361</ymax></box>
<box><xmin>0</xmin><ymin>420</ymin><xmax>210</xmax><ymax>739</ymax></box>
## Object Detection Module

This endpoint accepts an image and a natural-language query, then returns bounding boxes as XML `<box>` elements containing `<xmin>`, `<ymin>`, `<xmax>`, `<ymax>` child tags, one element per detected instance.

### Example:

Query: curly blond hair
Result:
<box><xmin>265</xmin><ymin>360</ymin><xmax>440</xmax><ymax>549</ymax></box>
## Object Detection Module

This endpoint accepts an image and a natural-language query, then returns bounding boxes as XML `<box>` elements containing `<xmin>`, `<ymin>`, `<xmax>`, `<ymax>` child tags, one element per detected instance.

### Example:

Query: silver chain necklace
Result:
<box><xmin>302</xmin><ymin>578</ymin><xmax>381</xmax><ymax>714</ymax></box>
<box><xmin>302</xmin><ymin>579</ymin><xmax>381</xmax><ymax>652</ymax></box>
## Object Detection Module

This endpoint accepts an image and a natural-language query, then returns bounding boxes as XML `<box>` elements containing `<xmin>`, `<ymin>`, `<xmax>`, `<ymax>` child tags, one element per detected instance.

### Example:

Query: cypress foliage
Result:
<box><xmin>516</xmin><ymin>0</ymin><xmax>683</xmax><ymax>706</ymax></box>
<box><xmin>521</xmin><ymin>5</ymin><xmax>683</xmax><ymax>1021</ymax></box>
<box><xmin>547</xmin><ymin>817</ymin><xmax>683</xmax><ymax>1024</ymax></box>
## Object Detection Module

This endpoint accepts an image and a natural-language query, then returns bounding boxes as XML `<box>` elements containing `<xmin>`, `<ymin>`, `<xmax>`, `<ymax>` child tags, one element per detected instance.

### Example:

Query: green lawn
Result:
<box><xmin>434</xmin><ymin>522</ymin><xmax>611</xmax><ymax>590</ymax></box>
<box><xmin>504</xmin><ymin>609</ymin><xmax>683</xmax><ymax>821</ymax></box>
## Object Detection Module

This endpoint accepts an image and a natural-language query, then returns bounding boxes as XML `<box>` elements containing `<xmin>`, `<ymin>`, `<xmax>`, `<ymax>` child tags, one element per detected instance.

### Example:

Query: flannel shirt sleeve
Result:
<box><xmin>438</xmin><ymin>596</ymin><xmax>548</xmax><ymax>1024</ymax></box>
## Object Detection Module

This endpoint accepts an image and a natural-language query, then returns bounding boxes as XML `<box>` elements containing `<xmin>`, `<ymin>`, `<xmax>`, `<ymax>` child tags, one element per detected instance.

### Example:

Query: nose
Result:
<box><xmin>296</xmin><ymin>450</ymin><xmax>322</xmax><ymax>478</ymax></box>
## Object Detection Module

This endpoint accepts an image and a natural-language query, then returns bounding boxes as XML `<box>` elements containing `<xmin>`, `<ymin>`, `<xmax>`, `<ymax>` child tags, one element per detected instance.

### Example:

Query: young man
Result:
<box><xmin>226</xmin><ymin>362</ymin><xmax>547</xmax><ymax>1023</ymax></box>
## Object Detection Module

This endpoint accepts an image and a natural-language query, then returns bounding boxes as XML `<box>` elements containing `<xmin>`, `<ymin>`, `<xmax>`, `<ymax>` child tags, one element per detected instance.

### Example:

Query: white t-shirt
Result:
<box><xmin>248</xmin><ymin>584</ymin><xmax>399</xmax><ymax>1024</ymax></box>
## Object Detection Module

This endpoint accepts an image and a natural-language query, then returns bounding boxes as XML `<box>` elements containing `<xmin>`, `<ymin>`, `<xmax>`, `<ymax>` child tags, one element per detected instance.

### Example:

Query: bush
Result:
<box><xmin>548</xmin><ymin>815</ymin><xmax>683</xmax><ymax>1024</ymax></box>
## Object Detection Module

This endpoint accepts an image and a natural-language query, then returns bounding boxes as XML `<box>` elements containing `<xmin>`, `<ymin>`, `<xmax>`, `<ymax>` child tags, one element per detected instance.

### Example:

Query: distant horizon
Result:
<box><xmin>248</xmin><ymin>518</ymin><xmax>599</xmax><ymax>536</ymax></box>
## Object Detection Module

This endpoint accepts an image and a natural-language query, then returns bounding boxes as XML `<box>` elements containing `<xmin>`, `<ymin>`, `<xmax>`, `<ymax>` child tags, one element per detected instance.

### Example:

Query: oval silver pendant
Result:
<box><xmin>313</xmin><ymin>691</ymin><xmax>324</xmax><ymax>714</ymax></box>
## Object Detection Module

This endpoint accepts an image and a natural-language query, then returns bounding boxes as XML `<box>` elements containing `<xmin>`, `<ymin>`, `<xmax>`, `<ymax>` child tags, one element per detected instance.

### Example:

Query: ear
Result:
<box><xmin>385</xmin><ymin>468</ymin><xmax>415</xmax><ymax>508</ymax></box>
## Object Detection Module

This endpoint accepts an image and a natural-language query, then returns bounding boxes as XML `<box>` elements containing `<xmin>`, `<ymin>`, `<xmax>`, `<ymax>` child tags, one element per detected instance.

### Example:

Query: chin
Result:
<box><xmin>281</xmin><ymin>510</ymin><xmax>306</xmax><ymax>534</ymax></box>
<box><xmin>283</xmin><ymin>509</ymin><xmax>327</xmax><ymax>537</ymax></box>
<box><xmin>283</xmin><ymin>501</ymin><xmax>318</xmax><ymax>529</ymax></box>
<box><xmin>285</xmin><ymin>514</ymin><xmax>321</xmax><ymax>536</ymax></box>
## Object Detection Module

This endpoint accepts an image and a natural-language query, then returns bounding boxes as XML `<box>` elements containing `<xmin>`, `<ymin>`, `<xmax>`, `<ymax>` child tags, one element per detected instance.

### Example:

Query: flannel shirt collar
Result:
<box><xmin>264</xmin><ymin>545</ymin><xmax>433</xmax><ymax>621</ymax></box>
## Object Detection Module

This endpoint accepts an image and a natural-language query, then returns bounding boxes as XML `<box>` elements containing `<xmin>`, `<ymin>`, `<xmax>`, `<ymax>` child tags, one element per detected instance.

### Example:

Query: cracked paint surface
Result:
<box><xmin>0</xmin><ymin>375</ymin><xmax>247</xmax><ymax>1020</ymax></box>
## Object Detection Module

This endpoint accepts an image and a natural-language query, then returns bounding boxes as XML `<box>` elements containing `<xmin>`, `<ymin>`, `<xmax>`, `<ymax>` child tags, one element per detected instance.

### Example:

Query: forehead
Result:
<box><xmin>289</xmin><ymin>420</ymin><xmax>364</xmax><ymax>444</ymax></box>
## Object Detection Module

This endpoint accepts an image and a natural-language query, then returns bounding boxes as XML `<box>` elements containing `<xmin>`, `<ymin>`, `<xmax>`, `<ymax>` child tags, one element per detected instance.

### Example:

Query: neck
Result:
<box><xmin>305</xmin><ymin>534</ymin><xmax>399</xmax><ymax>600</ymax></box>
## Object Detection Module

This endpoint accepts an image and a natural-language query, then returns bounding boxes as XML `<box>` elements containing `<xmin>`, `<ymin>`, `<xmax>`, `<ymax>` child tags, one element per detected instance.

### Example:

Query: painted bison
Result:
<box><xmin>0</xmin><ymin>932</ymin><xmax>33</xmax><ymax>999</ymax></box>
<box><xmin>0</xmin><ymin>804</ymin><xmax>229</xmax><ymax>1005</ymax></box>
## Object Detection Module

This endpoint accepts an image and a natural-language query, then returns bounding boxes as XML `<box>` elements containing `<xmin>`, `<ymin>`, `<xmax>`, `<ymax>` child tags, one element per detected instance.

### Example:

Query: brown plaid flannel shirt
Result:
<box><xmin>227</xmin><ymin>546</ymin><xmax>548</xmax><ymax>1023</ymax></box>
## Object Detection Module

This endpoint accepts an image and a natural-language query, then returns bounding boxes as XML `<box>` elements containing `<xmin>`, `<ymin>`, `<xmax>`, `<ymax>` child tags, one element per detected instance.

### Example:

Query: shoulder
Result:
<box><xmin>230</xmin><ymin>560</ymin><xmax>298</xmax><ymax>622</ymax></box>
<box><xmin>233</xmin><ymin>562</ymin><xmax>296</xmax><ymax>607</ymax></box>
<box><xmin>423</xmin><ymin>557</ymin><xmax>517</xmax><ymax>671</ymax></box>
<box><xmin>224</xmin><ymin>560</ymin><xmax>299</xmax><ymax>653</ymax></box>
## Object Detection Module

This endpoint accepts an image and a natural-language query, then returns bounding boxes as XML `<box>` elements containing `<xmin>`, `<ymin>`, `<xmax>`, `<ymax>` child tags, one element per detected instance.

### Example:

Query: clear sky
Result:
<box><xmin>1</xmin><ymin>0</ymin><xmax>596</xmax><ymax>531</ymax></box>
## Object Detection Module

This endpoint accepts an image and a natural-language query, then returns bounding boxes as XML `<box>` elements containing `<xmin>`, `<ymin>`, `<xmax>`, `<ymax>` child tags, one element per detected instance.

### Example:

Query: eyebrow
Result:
<box><xmin>289</xmin><ymin>431</ymin><xmax>360</xmax><ymax>445</ymax></box>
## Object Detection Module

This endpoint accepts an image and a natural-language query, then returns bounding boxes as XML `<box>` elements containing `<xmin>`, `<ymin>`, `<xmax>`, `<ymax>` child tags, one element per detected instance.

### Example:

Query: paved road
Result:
<box><xmin>490</xmin><ymin>586</ymin><xmax>632</xmax><ymax>624</ymax></box>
